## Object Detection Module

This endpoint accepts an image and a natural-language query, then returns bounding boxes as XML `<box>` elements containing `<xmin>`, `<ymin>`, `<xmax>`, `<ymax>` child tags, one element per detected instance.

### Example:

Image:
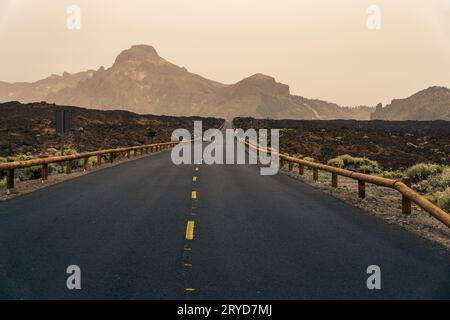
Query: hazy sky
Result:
<box><xmin>0</xmin><ymin>0</ymin><xmax>449</xmax><ymax>106</ymax></box>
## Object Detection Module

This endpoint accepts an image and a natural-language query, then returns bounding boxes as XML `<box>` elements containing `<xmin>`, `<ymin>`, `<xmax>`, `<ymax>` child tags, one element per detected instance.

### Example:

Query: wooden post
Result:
<box><xmin>358</xmin><ymin>180</ymin><xmax>366</xmax><ymax>199</ymax></box>
<box><xmin>313</xmin><ymin>168</ymin><xmax>319</xmax><ymax>181</ymax></box>
<box><xmin>127</xmin><ymin>150</ymin><xmax>131</xmax><ymax>158</ymax></box>
<box><xmin>298</xmin><ymin>164</ymin><xmax>304</xmax><ymax>175</ymax></box>
<box><xmin>402</xmin><ymin>178</ymin><xmax>412</xmax><ymax>215</ymax></box>
<box><xmin>97</xmin><ymin>155</ymin><xmax>102</xmax><ymax>166</ymax></box>
<box><xmin>288</xmin><ymin>161</ymin><xmax>293</xmax><ymax>171</ymax></box>
<box><xmin>66</xmin><ymin>161</ymin><xmax>72</xmax><ymax>174</ymax></box>
<box><xmin>110</xmin><ymin>152</ymin><xmax>114</xmax><ymax>163</ymax></box>
<box><xmin>6</xmin><ymin>169</ymin><xmax>15</xmax><ymax>190</ymax></box>
<box><xmin>83</xmin><ymin>158</ymin><xmax>89</xmax><ymax>171</ymax></box>
<box><xmin>42</xmin><ymin>164</ymin><xmax>48</xmax><ymax>181</ymax></box>
<box><xmin>332</xmin><ymin>173</ymin><xmax>338</xmax><ymax>188</ymax></box>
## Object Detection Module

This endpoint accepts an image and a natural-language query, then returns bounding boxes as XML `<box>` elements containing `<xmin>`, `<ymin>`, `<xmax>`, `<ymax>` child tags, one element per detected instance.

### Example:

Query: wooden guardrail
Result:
<box><xmin>245</xmin><ymin>141</ymin><xmax>450</xmax><ymax>228</ymax></box>
<box><xmin>0</xmin><ymin>141</ymin><xmax>178</xmax><ymax>193</ymax></box>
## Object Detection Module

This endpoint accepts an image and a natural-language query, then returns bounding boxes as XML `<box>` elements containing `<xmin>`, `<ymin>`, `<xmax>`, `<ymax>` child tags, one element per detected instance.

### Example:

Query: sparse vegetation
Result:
<box><xmin>327</xmin><ymin>154</ymin><xmax>381</xmax><ymax>174</ymax></box>
<box><xmin>436</xmin><ymin>188</ymin><xmax>450</xmax><ymax>211</ymax></box>
<box><xmin>234</xmin><ymin>118</ymin><xmax>450</xmax><ymax>170</ymax></box>
<box><xmin>378</xmin><ymin>171</ymin><xmax>404</xmax><ymax>179</ymax></box>
<box><xmin>1</xmin><ymin>102</ymin><xmax>223</xmax><ymax>157</ymax></box>
<box><xmin>307</xmin><ymin>154</ymin><xmax>450</xmax><ymax>212</ymax></box>
<box><xmin>22</xmin><ymin>166</ymin><xmax>42</xmax><ymax>180</ymax></box>
<box><xmin>407</xmin><ymin>163</ymin><xmax>442</xmax><ymax>183</ymax></box>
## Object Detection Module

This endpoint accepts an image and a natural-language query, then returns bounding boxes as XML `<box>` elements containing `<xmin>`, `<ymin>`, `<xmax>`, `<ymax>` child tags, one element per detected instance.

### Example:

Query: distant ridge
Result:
<box><xmin>371</xmin><ymin>86</ymin><xmax>450</xmax><ymax>121</ymax></box>
<box><xmin>1</xmin><ymin>45</ymin><xmax>448</xmax><ymax>120</ymax></box>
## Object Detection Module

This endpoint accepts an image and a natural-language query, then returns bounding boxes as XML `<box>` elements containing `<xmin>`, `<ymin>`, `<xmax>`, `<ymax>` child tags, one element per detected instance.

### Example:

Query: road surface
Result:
<box><xmin>0</xmin><ymin>137</ymin><xmax>449</xmax><ymax>299</ymax></box>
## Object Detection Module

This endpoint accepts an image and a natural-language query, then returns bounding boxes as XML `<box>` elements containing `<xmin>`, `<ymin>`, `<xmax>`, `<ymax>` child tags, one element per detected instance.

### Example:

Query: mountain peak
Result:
<box><xmin>234</xmin><ymin>73</ymin><xmax>290</xmax><ymax>97</ymax></box>
<box><xmin>415</xmin><ymin>86</ymin><xmax>450</xmax><ymax>96</ymax></box>
<box><xmin>371</xmin><ymin>85</ymin><xmax>450</xmax><ymax>120</ymax></box>
<box><xmin>241</xmin><ymin>73</ymin><xmax>275</xmax><ymax>83</ymax></box>
<box><xmin>113</xmin><ymin>45</ymin><xmax>163</xmax><ymax>66</ymax></box>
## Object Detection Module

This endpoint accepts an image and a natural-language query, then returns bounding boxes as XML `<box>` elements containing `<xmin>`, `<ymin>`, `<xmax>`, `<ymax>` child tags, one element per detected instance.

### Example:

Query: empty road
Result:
<box><xmin>0</xmin><ymin>139</ymin><xmax>449</xmax><ymax>299</ymax></box>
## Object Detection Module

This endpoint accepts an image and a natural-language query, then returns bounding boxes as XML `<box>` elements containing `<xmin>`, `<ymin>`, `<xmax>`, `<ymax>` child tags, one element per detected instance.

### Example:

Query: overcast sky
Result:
<box><xmin>0</xmin><ymin>0</ymin><xmax>449</xmax><ymax>106</ymax></box>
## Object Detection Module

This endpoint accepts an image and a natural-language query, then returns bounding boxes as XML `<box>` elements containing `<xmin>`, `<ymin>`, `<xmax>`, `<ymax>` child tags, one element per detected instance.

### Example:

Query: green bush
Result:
<box><xmin>7</xmin><ymin>154</ymin><xmax>33</xmax><ymax>162</ymax></box>
<box><xmin>336</xmin><ymin>154</ymin><xmax>354</xmax><ymax>164</ymax></box>
<box><xmin>440</xmin><ymin>167</ymin><xmax>450</xmax><ymax>188</ymax></box>
<box><xmin>326</xmin><ymin>154</ymin><xmax>381</xmax><ymax>174</ymax></box>
<box><xmin>413</xmin><ymin>180</ymin><xmax>430</xmax><ymax>192</ymax></box>
<box><xmin>46</xmin><ymin>148</ymin><xmax>58</xmax><ymax>155</ymax></box>
<box><xmin>88</xmin><ymin>157</ymin><xmax>98</xmax><ymax>166</ymax></box>
<box><xmin>303</xmin><ymin>157</ymin><xmax>315</xmax><ymax>163</ymax></box>
<box><xmin>22</xmin><ymin>166</ymin><xmax>42</xmax><ymax>180</ymax></box>
<box><xmin>358</xmin><ymin>164</ymin><xmax>381</xmax><ymax>174</ymax></box>
<box><xmin>436</xmin><ymin>188</ymin><xmax>450</xmax><ymax>212</ymax></box>
<box><xmin>327</xmin><ymin>158</ymin><xmax>344</xmax><ymax>168</ymax></box>
<box><xmin>49</xmin><ymin>163</ymin><xmax>65</xmax><ymax>175</ymax></box>
<box><xmin>406</xmin><ymin>163</ymin><xmax>442</xmax><ymax>183</ymax></box>
<box><xmin>379</xmin><ymin>171</ymin><xmax>404</xmax><ymax>179</ymax></box>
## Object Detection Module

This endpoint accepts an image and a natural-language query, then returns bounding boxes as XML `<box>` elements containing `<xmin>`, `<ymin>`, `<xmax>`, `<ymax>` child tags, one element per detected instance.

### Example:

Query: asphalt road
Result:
<box><xmin>0</xmin><ymin>138</ymin><xmax>449</xmax><ymax>299</ymax></box>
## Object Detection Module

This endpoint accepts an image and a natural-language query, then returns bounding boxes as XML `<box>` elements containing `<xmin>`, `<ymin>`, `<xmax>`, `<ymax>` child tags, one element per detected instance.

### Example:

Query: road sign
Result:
<box><xmin>147</xmin><ymin>131</ymin><xmax>157</xmax><ymax>139</ymax></box>
<box><xmin>55</xmin><ymin>109</ymin><xmax>72</xmax><ymax>134</ymax></box>
<box><xmin>55</xmin><ymin>110</ymin><xmax>72</xmax><ymax>159</ymax></box>
<box><xmin>147</xmin><ymin>130</ymin><xmax>157</xmax><ymax>143</ymax></box>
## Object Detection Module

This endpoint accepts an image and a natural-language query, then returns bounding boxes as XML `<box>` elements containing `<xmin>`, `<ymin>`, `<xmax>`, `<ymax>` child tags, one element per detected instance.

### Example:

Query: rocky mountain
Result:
<box><xmin>0</xmin><ymin>70</ymin><xmax>95</xmax><ymax>103</ymax></box>
<box><xmin>371</xmin><ymin>86</ymin><xmax>450</xmax><ymax>121</ymax></box>
<box><xmin>1</xmin><ymin>44</ymin><xmax>375</xmax><ymax>120</ymax></box>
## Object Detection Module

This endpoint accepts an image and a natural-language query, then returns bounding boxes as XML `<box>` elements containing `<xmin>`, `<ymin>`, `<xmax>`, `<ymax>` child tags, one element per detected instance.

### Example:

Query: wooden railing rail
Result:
<box><xmin>0</xmin><ymin>141</ymin><xmax>178</xmax><ymax>192</ymax></box>
<box><xmin>245</xmin><ymin>140</ymin><xmax>450</xmax><ymax>228</ymax></box>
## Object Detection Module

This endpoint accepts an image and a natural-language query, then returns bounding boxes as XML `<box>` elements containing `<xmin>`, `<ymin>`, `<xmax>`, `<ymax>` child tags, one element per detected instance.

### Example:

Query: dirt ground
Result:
<box><xmin>0</xmin><ymin>101</ymin><xmax>223</xmax><ymax>157</ymax></box>
<box><xmin>235</xmin><ymin>118</ymin><xmax>450</xmax><ymax>171</ymax></box>
<box><xmin>279</xmin><ymin>163</ymin><xmax>450</xmax><ymax>251</ymax></box>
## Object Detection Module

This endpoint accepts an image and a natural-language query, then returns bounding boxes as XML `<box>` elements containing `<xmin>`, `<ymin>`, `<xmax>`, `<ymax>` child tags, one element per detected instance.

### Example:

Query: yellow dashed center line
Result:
<box><xmin>186</xmin><ymin>221</ymin><xmax>195</xmax><ymax>240</ymax></box>
<box><xmin>182</xmin><ymin>166</ymin><xmax>201</xmax><ymax>294</ymax></box>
